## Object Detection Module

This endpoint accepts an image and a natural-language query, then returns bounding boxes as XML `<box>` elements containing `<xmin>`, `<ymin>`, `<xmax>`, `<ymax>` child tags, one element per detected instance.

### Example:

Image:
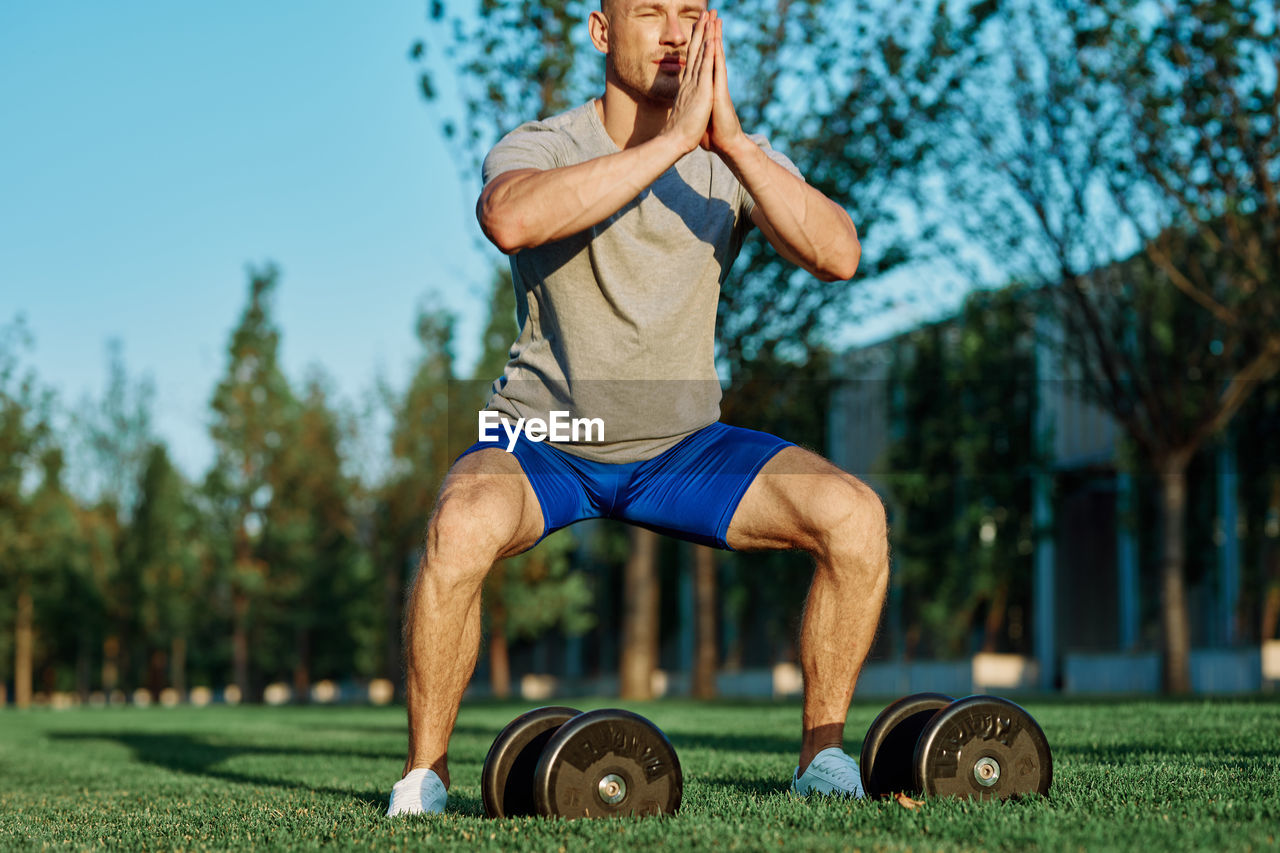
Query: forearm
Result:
<box><xmin>723</xmin><ymin>138</ymin><xmax>861</xmax><ymax>281</ymax></box>
<box><xmin>478</xmin><ymin>133</ymin><xmax>686</xmax><ymax>254</ymax></box>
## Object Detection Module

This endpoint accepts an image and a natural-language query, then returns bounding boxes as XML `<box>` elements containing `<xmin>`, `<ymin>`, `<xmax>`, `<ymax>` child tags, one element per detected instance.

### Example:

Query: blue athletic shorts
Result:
<box><xmin>456</xmin><ymin>421</ymin><xmax>794</xmax><ymax>550</ymax></box>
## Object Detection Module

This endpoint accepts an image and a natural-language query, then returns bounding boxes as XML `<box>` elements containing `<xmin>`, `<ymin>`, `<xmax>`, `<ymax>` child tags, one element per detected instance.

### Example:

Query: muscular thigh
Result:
<box><xmin>435</xmin><ymin>448</ymin><xmax>545</xmax><ymax>560</ymax></box>
<box><xmin>724</xmin><ymin>446</ymin><xmax>868</xmax><ymax>553</ymax></box>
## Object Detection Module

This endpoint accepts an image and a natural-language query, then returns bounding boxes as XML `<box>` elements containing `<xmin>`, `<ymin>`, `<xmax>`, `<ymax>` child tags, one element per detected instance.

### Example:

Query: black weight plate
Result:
<box><xmin>532</xmin><ymin>709</ymin><xmax>682</xmax><ymax>819</ymax></box>
<box><xmin>913</xmin><ymin>695</ymin><xmax>1052</xmax><ymax>800</ymax></box>
<box><xmin>482</xmin><ymin>705</ymin><xmax>582</xmax><ymax>818</ymax></box>
<box><xmin>859</xmin><ymin>692</ymin><xmax>954</xmax><ymax>797</ymax></box>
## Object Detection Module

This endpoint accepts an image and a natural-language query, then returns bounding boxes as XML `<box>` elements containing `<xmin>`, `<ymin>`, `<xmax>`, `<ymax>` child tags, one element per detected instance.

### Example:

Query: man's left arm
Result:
<box><xmin>706</xmin><ymin>18</ymin><xmax>861</xmax><ymax>282</ymax></box>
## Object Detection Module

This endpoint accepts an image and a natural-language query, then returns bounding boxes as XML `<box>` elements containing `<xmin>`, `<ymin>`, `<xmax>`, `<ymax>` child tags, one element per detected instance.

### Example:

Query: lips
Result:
<box><xmin>656</xmin><ymin>57</ymin><xmax>684</xmax><ymax>72</ymax></box>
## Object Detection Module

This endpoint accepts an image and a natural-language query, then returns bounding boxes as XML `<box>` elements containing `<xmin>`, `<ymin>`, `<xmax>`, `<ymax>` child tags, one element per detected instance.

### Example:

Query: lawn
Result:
<box><xmin>1</xmin><ymin>696</ymin><xmax>1277</xmax><ymax>850</ymax></box>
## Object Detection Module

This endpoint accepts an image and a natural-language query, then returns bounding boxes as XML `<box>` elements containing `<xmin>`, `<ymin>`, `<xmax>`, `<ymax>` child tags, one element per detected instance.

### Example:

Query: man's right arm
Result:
<box><xmin>476</xmin><ymin>132</ymin><xmax>686</xmax><ymax>255</ymax></box>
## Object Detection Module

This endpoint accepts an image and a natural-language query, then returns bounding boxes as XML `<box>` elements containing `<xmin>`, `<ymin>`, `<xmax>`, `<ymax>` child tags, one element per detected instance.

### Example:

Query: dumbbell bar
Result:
<box><xmin>482</xmin><ymin>706</ymin><xmax>683</xmax><ymax>819</ymax></box>
<box><xmin>860</xmin><ymin>693</ymin><xmax>1052</xmax><ymax>800</ymax></box>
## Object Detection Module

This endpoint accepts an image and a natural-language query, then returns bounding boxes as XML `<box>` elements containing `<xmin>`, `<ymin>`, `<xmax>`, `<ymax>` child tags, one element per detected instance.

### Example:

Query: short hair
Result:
<box><xmin>601</xmin><ymin>0</ymin><xmax>711</xmax><ymax>17</ymax></box>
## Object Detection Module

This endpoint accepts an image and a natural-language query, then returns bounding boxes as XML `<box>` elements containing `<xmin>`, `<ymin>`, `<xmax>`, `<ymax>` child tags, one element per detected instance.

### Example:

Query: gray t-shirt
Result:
<box><xmin>481</xmin><ymin>100</ymin><xmax>804</xmax><ymax>463</ymax></box>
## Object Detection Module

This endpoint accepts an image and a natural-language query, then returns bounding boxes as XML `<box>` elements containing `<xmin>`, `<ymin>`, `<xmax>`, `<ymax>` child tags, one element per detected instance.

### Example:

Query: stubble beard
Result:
<box><xmin>608</xmin><ymin>52</ymin><xmax>680</xmax><ymax>106</ymax></box>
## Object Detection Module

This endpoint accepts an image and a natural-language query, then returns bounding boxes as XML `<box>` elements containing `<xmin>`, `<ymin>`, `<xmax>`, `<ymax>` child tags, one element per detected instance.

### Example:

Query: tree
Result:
<box><xmin>689</xmin><ymin>541</ymin><xmax>718</xmax><ymax>698</ymax></box>
<box><xmin>208</xmin><ymin>265</ymin><xmax>298</xmax><ymax>700</ymax></box>
<box><xmin>0</xmin><ymin>318</ymin><xmax>52</xmax><ymax>708</ymax></box>
<box><xmin>262</xmin><ymin>373</ymin><xmax>374</xmax><ymax>697</ymax></box>
<box><xmin>485</xmin><ymin>529</ymin><xmax>595</xmax><ymax>697</ymax></box>
<box><xmin>72</xmin><ymin>339</ymin><xmax>155</xmax><ymax>519</ymax></box>
<box><xmin>619</xmin><ymin>527</ymin><xmax>660</xmax><ymax>699</ymax></box>
<box><xmin>124</xmin><ymin>443</ymin><xmax>203</xmax><ymax>697</ymax></box>
<box><xmin>885</xmin><ymin>287</ymin><xmax>1039</xmax><ymax>658</ymax></box>
<box><xmin>73</xmin><ymin>340</ymin><xmax>155</xmax><ymax>693</ymax></box>
<box><xmin>919</xmin><ymin>0</ymin><xmax>1280</xmax><ymax>690</ymax></box>
<box><xmin>26</xmin><ymin>448</ymin><xmax>94</xmax><ymax>700</ymax></box>
<box><xmin>375</xmin><ymin>307</ymin><xmax>462</xmax><ymax>693</ymax></box>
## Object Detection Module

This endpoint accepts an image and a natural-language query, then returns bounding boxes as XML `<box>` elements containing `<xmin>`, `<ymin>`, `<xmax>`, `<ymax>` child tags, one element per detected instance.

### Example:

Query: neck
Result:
<box><xmin>595</xmin><ymin>78</ymin><xmax>673</xmax><ymax>150</ymax></box>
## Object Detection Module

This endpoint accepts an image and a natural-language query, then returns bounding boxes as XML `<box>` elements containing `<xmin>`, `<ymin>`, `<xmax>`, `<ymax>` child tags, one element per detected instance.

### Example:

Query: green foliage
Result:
<box><xmin>0</xmin><ymin>317</ymin><xmax>54</xmax><ymax>683</ymax></box>
<box><xmin>126</xmin><ymin>445</ymin><xmax>200</xmax><ymax>654</ymax></box>
<box><xmin>923</xmin><ymin>0</ymin><xmax>1280</xmax><ymax>458</ymax></box>
<box><xmin>209</xmin><ymin>266</ymin><xmax>297</xmax><ymax>510</ymax></box>
<box><xmin>24</xmin><ymin>447</ymin><xmax>96</xmax><ymax>692</ymax></box>
<box><xmin>72</xmin><ymin>339</ymin><xmax>155</xmax><ymax>520</ymax></box>
<box><xmin>886</xmin><ymin>287</ymin><xmax>1039</xmax><ymax>657</ymax></box>
<box><xmin>912</xmin><ymin>0</ymin><xmax>1278</xmax><ymax>688</ymax></box>
<box><xmin>261</xmin><ymin>375</ymin><xmax>374</xmax><ymax>681</ymax></box>
<box><xmin>487</xmin><ymin>530</ymin><xmax>597</xmax><ymax>641</ymax></box>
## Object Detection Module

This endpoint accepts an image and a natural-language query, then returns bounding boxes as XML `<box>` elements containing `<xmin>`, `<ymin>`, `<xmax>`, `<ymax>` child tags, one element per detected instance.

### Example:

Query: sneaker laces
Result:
<box><xmin>821</xmin><ymin>756</ymin><xmax>861</xmax><ymax>790</ymax></box>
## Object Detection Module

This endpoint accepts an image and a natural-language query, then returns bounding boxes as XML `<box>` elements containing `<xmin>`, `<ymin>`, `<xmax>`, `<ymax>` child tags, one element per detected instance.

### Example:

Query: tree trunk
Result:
<box><xmin>147</xmin><ymin>649</ymin><xmax>167</xmax><ymax>699</ymax></box>
<box><xmin>981</xmin><ymin>586</ymin><xmax>1009</xmax><ymax>654</ymax></box>
<box><xmin>384</xmin><ymin>554</ymin><xmax>408</xmax><ymax>685</ymax></box>
<box><xmin>170</xmin><ymin>635</ymin><xmax>187</xmax><ymax>697</ymax></box>
<box><xmin>490</xmin><ymin>602</ymin><xmax>511</xmax><ymax>699</ymax></box>
<box><xmin>15</xmin><ymin>580</ymin><xmax>33</xmax><ymax>709</ymax></box>
<box><xmin>620</xmin><ymin>527</ymin><xmax>660</xmax><ymax>700</ymax></box>
<box><xmin>691</xmin><ymin>544</ymin><xmax>718</xmax><ymax>699</ymax></box>
<box><xmin>1158</xmin><ymin>454</ymin><xmax>1194</xmax><ymax>693</ymax></box>
<box><xmin>76</xmin><ymin>627</ymin><xmax>92</xmax><ymax>702</ymax></box>
<box><xmin>293</xmin><ymin>625</ymin><xmax>311</xmax><ymax>704</ymax></box>
<box><xmin>102</xmin><ymin>635</ymin><xmax>119</xmax><ymax>694</ymax></box>
<box><xmin>233</xmin><ymin>590</ymin><xmax>250</xmax><ymax>699</ymax></box>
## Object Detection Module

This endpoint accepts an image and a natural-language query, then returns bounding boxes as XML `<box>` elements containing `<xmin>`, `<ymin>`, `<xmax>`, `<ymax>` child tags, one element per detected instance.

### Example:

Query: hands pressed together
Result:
<box><xmin>664</xmin><ymin>11</ymin><xmax>748</xmax><ymax>158</ymax></box>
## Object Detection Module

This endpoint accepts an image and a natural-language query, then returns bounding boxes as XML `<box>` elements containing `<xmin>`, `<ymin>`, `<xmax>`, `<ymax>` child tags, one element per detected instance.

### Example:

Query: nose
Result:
<box><xmin>661</xmin><ymin>10</ymin><xmax>689</xmax><ymax>46</ymax></box>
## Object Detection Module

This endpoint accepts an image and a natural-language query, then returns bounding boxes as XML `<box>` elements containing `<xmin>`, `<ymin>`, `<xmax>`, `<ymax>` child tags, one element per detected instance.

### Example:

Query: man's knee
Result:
<box><xmin>420</xmin><ymin>457</ymin><xmax>539</xmax><ymax>587</ymax></box>
<box><xmin>806</xmin><ymin>474</ymin><xmax>889</xmax><ymax>574</ymax></box>
<box><xmin>427</xmin><ymin>485</ymin><xmax>521</xmax><ymax>572</ymax></box>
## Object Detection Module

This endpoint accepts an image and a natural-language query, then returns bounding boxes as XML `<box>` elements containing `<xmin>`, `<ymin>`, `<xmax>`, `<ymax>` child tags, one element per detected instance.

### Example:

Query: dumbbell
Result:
<box><xmin>860</xmin><ymin>693</ymin><xmax>1052</xmax><ymax>800</ymax></box>
<box><xmin>482</xmin><ymin>706</ymin><xmax>683</xmax><ymax>819</ymax></box>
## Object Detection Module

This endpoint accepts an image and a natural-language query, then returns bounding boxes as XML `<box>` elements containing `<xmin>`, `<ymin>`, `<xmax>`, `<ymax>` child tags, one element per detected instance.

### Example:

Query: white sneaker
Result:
<box><xmin>386</xmin><ymin>768</ymin><xmax>447</xmax><ymax>816</ymax></box>
<box><xmin>791</xmin><ymin>747</ymin><xmax>866</xmax><ymax>798</ymax></box>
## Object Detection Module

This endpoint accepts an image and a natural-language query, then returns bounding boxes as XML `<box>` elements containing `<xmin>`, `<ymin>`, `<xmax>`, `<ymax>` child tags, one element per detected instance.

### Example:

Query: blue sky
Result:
<box><xmin>2</xmin><ymin>1</ymin><xmax>494</xmax><ymax>479</ymax></box>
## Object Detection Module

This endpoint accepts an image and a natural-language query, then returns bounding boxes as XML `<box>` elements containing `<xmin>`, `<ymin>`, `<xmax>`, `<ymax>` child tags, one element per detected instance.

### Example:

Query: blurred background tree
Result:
<box><xmin>886</xmin><ymin>286</ymin><xmax>1039</xmax><ymax>659</ymax></box>
<box><xmin>0</xmin><ymin>319</ymin><xmax>53</xmax><ymax>708</ymax></box>
<box><xmin>915</xmin><ymin>0</ymin><xmax>1280</xmax><ymax>691</ymax></box>
<box><xmin>207</xmin><ymin>265</ymin><xmax>299</xmax><ymax>701</ymax></box>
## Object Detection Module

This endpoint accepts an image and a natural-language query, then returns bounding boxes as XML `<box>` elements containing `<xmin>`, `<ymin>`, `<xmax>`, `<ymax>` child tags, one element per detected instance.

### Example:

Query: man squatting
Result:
<box><xmin>387</xmin><ymin>0</ymin><xmax>890</xmax><ymax>815</ymax></box>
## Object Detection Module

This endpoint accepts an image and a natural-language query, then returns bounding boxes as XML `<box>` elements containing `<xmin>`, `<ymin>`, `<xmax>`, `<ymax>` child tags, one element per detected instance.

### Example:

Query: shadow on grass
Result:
<box><xmin>449</xmin><ymin>722</ymin><xmax>806</xmax><ymax>758</ymax></box>
<box><xmin>697</xmin><ymin>775</ymin><xmax>790</xmax><ymax>798</ymax></box>
<box><xmin>49</xmin><ymin>732</ymin><xmax>391</xmax><ymax>811</ymax></box>
<box><xmin>1061</xmin><ymin>742</ymin><xmax>1278</xmax><ymax>763</ymax></box>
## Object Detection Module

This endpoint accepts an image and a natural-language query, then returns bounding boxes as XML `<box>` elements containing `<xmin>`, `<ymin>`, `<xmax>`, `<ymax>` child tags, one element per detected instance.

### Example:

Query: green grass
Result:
<box><xmin>1</xmin><ymin>697</ymin><xmax>1278</xmax><ymax>850</ymax></box>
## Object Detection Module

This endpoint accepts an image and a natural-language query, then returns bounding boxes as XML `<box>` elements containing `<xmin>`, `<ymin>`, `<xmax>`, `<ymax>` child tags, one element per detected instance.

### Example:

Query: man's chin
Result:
<box><xmin>644</xmin><ymin>80</ymin><xmax>679</xmax><ymax>104</ymax></box>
